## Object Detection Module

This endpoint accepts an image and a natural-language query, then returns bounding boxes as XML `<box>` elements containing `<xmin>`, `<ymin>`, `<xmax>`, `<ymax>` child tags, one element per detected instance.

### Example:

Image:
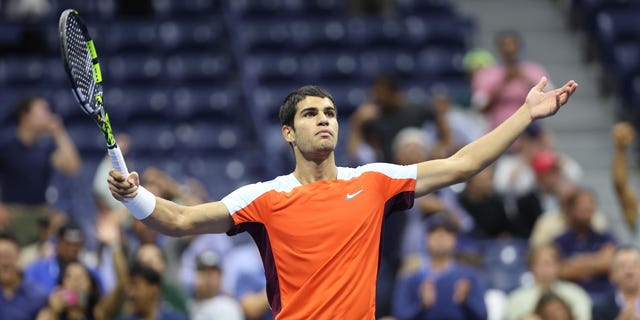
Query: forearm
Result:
<box><xmin>51</xmin><ymin>131</ymin><xmax>81</xmax><ymax>174</ymax></box>
<box><xmin>139</xmin><ymin>196</ymin><xmax>232</xmax><ymax>236</ymax></box>
<box><xmin>452</xmin><ymin>106</ymin><xmax>531</xmax><ymax>178</ymax></box>
<box><xmin>612</xmin><ymin>145</ymin><xmax>638</xmax><ymax>226</ymax></box>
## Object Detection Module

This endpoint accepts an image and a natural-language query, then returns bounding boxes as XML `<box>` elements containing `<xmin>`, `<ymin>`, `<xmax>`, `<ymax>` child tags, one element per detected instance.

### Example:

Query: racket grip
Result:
<box><xmin>108</xmin><ymin>145</ymin><xmax>129</xmax><ymax>176</ymax></box>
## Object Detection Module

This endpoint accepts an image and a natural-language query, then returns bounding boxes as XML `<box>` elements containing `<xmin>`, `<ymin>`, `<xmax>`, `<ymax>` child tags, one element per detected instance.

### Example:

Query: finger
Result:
<box><xmin>534</xmin><ymin>76</ymin><xmax>548</xmax><ymax>91</ymax></box>
<box><xmin>109</xmin><ymin>169</ymin><xmax>128</xmax><ymax>182</ymax></box>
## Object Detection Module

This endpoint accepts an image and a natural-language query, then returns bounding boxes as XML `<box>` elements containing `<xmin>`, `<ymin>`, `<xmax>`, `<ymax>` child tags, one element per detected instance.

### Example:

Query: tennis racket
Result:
<box><xmin>58</xmin><ymin>9</ymin><xmax>129</xmax><ymax>175</ymax></box>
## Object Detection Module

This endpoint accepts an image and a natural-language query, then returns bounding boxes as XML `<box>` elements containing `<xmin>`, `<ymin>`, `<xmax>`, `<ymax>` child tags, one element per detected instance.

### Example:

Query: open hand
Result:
<box><xmin>525</xmin><ymin>77</ymin><xmax>578</xmax><ymax>120</ymax></box>
<box><xmin>613</xmin><ymin>122</ymin><xmax>635</xmax><ymax>148</ymax></box>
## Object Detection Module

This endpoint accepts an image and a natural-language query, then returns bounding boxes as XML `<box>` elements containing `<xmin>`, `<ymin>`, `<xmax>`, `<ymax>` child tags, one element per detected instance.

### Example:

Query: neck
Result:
<box><xmin>621</xmin><ymin>287</ymin><xmax>640</xmax><ymax>300</ymax></box>
<box><xmin>2</xmin><ymin>273</ymin><xmax>21</xmax><ymax>297</ymax></box>
<box><xmin>292</xmin><ymin>151</ymin><xmax>337</xmax><ymax>185</ymax></box>
<box><xmin>17</xmin><ymin>124</ymin><xmax>38</xmax><ymax>146</ymax></box>
<box><xmin>430</xmin><ymin>255</ymin><xmax>452</xmax><ymax>272</ymax></box>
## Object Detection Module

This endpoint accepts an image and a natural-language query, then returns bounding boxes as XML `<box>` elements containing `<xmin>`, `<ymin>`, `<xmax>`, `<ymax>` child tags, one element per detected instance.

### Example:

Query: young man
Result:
<box><xmin>108</xmin><ymin>77</ymin><xmax>578</xmax><ymax>319</ymax></box>
<box><xmin>0</xmin><ymin>97</ymin><xmax>81</xmax><ymax>246</ymax></box>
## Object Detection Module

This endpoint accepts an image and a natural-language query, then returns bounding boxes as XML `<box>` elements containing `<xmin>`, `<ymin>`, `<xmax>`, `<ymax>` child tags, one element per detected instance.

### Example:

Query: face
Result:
<box><xmin>611</xmin><ymin>249</ymin><xmax>640</xmax><ymax>292</ymax></box>
<box><xmin>394</xmin><ymin>140</ymin><xmax>429</xmax><ymax>165</ymax></box>
<box><xmin>62</xmin><ymin>262</ymin><xmax>91</xmax><ymax>293</ymax></box>
<box><xmin>194</xmin><ymin>268</ymin><xmax>221</xmax><ymax>299</ymax></box>
<box><xmin>531</xmin><ymin>247</ymin><xmax>559</xmax><ymax>285</ymax></box>
<box><xmin>0</xmin><ymin>239</ymin><xmax>19</xmax><ymax>285</ymax></box>
<box><xmin>498</xmin><ymin>34</ymin><xmax>519</xmax><ymax>64</ymax></box>
<box><xmin>283</xmin><ymin>96</ymin><xmax>339</xmax><ymax>159</ymax></box>
<box><xmin>372</xmin><ymin>81</ymin><xmax>396</xmax><ymax>110</ymax></box>
<box><xmin>539</xmin><ymin>299</ymin><xmax>572</xmax><ymax>320</ymax></box>
<box><xmin>56</xmin><ymin>239</ymin><xmax>83</xmax><ymax>264</ymax></box>
<box><xmin>567</xmin><ymin>193</ymin><xmax>595</xmax><ymax>229</ymax></box>
<box><xmin>126</xmin><ymin>275</ymin><xmax>158</xmax><ymax>315</ymax></box>
<box><xmin>136</xmin><ymin>244</ymin><xmax>166</xmax><ymax>274</ymax></box>
<box><xmin>24</xmin><ymin>98</ymin><xmax>54</xmax><ymax>132</ymax></box>
<box><xmin>426</xmin><ymin>228</ymin><xmax>456</xmax><ymax>258</ymax></box>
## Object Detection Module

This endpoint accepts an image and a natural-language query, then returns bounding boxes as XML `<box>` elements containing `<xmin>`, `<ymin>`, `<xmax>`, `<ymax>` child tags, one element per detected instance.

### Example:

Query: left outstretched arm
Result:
<box><xmin>414</xmin><ymin>77</ymin><xmax>578</xmax><ymax>197</ymax></box>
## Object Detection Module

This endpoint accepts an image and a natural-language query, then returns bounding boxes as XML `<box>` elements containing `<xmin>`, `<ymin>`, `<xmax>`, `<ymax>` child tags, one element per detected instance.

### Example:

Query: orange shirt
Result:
<box><xmin>222</xmin><ymin>163</ymin><xmax>416</xmax><ymax>319</ymax></box>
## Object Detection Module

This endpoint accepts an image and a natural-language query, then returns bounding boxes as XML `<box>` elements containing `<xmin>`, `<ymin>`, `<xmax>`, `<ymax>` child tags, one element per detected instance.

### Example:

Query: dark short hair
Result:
<box><xmin>129</xmin><ymin>262</ymin><xmax>162</xmax><ymax>285</ymax></box>
<box><xmin>13</xmin><ymin>96</ymin><xmax>40</xmax><ymax>123</ymax></box>
<box><xmin>495</xmin><ymin>30</ymin><xmax>522</xmax><ymax>46</ymax></box>
<box><xmin>279</xmin><ymin>85</ymin><xmax>334</xmax><ymax>127</ymax></box>
<box><xmin>0</xmin><ymin>232</ymin><xmax>19</xmax><ymax>247</ymax></box>
<box><xmin>372</xmin><ymin>73</ymin><xmax>399</xmax><ymax>92</ymax></box>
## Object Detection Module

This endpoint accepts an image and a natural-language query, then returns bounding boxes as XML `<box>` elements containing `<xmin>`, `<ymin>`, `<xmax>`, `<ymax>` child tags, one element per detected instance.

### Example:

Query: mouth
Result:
<box><xmin>316</xmin><ymin>130</ymin><xmax>332</xmax><ymax>137</ymax></box>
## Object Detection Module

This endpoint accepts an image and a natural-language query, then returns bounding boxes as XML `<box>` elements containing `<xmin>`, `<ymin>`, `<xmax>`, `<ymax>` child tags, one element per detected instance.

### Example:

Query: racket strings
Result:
<box><xmin>64</xmin><ymin>16</ymin><xmax>98</xmax><ymax>112</ymax></box>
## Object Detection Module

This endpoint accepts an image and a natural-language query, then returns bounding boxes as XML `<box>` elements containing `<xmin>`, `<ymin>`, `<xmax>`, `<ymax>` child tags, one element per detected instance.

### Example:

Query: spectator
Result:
<box><xmin>458</xmin><ymin>165</ymin><xmax>512</xmax><ymax>238</ymax></box>
<box><xmin>471</xmin><ymin>31</ymin><xmax>552</xmax><ymax>131</ymax></box>
<box><xmin>507</xmin><ymin>244</ymin><xmax>592</xmax><ymax>320</ymax></box>
<box><xmin>120</xmin><ymin>263</ymin><xmax>187</xmax><ymax>320</ymax></box>
<box><xmin>347</xmin><ymin>74</ymin><xmax>446</xmax><ymax>163</ymax></box>
<box><xmin>220</xmin><ymin>239</ymin><xmax>272</xmax><ymax>320</ymax></box>
<box><xmin>0</xmin><ymin>97</ymin><xmax>81</xmax><ymax>247</ymax></box>
<box><xmin>0</xmin><ymin>232</ymin><xmax>47</xmax><ymax>320</ymax></box>
<box><xmin>554</xmin><ymin>188</ymin><xmax>616</xmax><ymax>303</ymax></box>
<box><xmin>135</xmin><ymin>243</ymin><xmax>189</xmax><ymax>315</ymax></box>
<box><xmin>529</xmin><ymin>180</ymin><xmax>608</xmax><ymax>248</ymax></box>
<box><xmin>610</xmin><ymin>121</ymin><xmax>639</xmax><ymax>230</ymax></box>
<box><xmin>189</xmin><ymin>251</ymin><xmax>243</xmax><ymax>320</ymax></box>
<box><xmin>178</xmin><ymin>233</ymin><xmax>233</xmax><ymax>295</ymax></box>
<box><xmin>530</xmin><ymin>291</ymin><xmax>576</xmax><ymax>320</ymax></box>
<box><xmin>592</xmin><ymin>246</ymin><xmax>640</xmax><ymax>320</ymax></box>
<box><xmin>392</xmin><ymin>213</ymin><xmax>487</xmax><ymax>320</ymax></box>
<box><xmin>24</xmin><ymin>221</ymin><xmax>98</xmax><ymax>295</ymax></box>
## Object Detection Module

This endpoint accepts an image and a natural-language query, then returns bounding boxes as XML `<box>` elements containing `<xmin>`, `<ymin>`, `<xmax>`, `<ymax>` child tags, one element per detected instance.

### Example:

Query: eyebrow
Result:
<box><xmin>299</xmin><ymin>106</ymin><xmax>337</xmax><ymax>113</ymax></box>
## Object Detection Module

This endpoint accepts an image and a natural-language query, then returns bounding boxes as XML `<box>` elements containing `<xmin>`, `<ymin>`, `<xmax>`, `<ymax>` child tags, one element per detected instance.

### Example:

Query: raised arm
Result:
<box><xmin>611</xmin><ymin>122</ymin><xmax>638</xmax><ymax>228</ymax></box>
<box><xmin>108</xmin><ymin>170</ymin><xmax>232</xmax><ymax>236</ymax></box>
<box><xmin>414</xmin><ymin>77</ymin><xmax>578</xmax><ymax>197</ymax></box>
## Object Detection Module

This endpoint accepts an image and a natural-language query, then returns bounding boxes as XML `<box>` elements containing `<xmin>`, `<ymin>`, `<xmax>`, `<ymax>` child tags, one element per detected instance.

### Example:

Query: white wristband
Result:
<box><xmin>123</xmin><ymin>186</ymin><xmax>156</xmax><ymax>220</ymax></box>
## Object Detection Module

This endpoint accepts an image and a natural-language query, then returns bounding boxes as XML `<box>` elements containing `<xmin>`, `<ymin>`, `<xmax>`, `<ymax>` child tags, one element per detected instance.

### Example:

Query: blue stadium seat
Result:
<box><xmin>183</xmin><ymin>155</ymin><xmax>255</xmax><ymax>199</ymax></box>
<box><xmin>404</xmin><ymin>16</ymin><xmax>472</xmax><ymax>50</ymax></box>
<box><xmin>358</xmin><ymin>49</ymin><xmax>416</xmax><ymax>79</ymax></box>
<box><xmin>300</xmin><ymin>51</ymin><xmax>360</xmax><ymax>82</ymax></box>
<box><xmin>174</xmin><ymin>121</ymin><xmax>245</xmax><ymax>154</ymax></box>
<box><xmin>246</xmin><ymin>84</ymin><xmax>296</xmax><ymax>125</ymax></box>
<box><xmin>165</xmin><ymin>51</ymin><xmax>233</xmax><ymax>84</ymax></box>
<box><xmin>66</xmin><ymin>122</ymin><xmax>110</xmax><ymax>157</ymax></box>
<box><xmin>290</xmin><ymin>19</ymin><xmax>347</xmax><ymax>51</ymax></box>
<box><xmin>396</xmin><ymin>0</ymin><xmax>456</xmax><ymax>16</ymax></box>
<box><xmin>105</xmin><ymin>20</ymin><xmax>159</xmax><ymax>53</ymax></box>
<box><xmin>108</xmin><ymin>86</ymin><xmax>170</xmax><ymax>122</ymax></box>
<box><xmin>157</xmin><ymin>19</ymin><xmax>226</xmax><ymax>53</ymax></box>
<box><xmin>106</xmin><ymin>54</ymin><xmax>164</xmax><ymax>84</ymax></box>
<box><xmin>227</xmin><ymin>0</ymin><xmax>305</xmax><ymax>20</ymax></box>
<box><xmin>0</xmin><ymin>57</ymin><xmax>48</xmax><ymax>86</ymax></box>
<box><xmin>346</xmin><ymin>17</ymin><xmax>406</xmax><ymax>50</ymax></box>
<box><xmin>153</xmin><ymin>0</ymin><xmax>220</xmax><ymax>17</ymax></box>
<box><xmin>127</xmin><ymin>120</ymin><xmax>176</xmax><ymax>156</ymax></box>
<box><xmin>169</xmin><ymin>85</ymin><xmax>242</xmax><ymax>122</ymax></box>
<box><xmin>481</xmin><ymin>238</ymin><xmax>530</xmax><ymax>293</ymax></box>
<box><xmin>595</xmin><ymin>9</ymin><xmax>640</xmax><ymax>67</ymax></box>
<box><xmin>235</xmin><ymin>20</ymin><xmax>293</xmax><ymax>54</ymax></box>
<box><xmin>415</xmin><ymin>47</ymin><xmax>466</xmax><ymax>77</ymax></box>
<box><xmin>243</xmin><ymin>53</ymin><xmax>300</xmax><ymax>85</ymax></box>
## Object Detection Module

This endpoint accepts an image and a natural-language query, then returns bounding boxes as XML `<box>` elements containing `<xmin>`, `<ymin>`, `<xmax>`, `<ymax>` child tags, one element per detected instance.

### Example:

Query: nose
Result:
<box><xmin>317</xmin><ymin>113</ymin><xmax>329</xmax><ymax>126</ymax></box>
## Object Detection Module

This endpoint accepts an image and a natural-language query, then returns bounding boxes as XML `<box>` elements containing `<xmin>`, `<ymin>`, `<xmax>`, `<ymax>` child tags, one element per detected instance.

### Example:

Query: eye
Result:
<box><xmin>325</xmin><ymin>110</ymin><xmax>336</xmax><ymax>117</ymax></box>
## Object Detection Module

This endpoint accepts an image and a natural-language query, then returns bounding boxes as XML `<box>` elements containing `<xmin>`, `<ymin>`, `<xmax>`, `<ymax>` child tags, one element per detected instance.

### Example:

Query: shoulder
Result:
<box><xmin>339</xmin><ymin>163</ymin><xmax>417</xmax><ymax>180</ymax></box>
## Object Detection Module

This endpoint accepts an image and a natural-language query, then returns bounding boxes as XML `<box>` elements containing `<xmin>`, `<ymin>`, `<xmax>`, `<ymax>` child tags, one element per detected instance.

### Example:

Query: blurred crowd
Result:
<box><xmin>2</xmin><ymin>1</ymin><xmax>640</xmax><ymax>320</ymax></box>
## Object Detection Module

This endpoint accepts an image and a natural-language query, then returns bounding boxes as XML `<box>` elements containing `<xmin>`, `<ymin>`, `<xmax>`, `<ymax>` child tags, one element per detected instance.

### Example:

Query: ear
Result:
<box><xmin>282</xmin><ymin>125</ymin><xmax>295</xmax><ymax>143</ymax></box>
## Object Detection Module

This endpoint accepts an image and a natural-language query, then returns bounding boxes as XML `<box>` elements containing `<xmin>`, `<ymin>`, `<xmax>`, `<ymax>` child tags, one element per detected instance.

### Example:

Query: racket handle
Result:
<box><xmin>108</xmin><ymin>145</ymin><xmax>129</xmax><ymax>176</ymax></box>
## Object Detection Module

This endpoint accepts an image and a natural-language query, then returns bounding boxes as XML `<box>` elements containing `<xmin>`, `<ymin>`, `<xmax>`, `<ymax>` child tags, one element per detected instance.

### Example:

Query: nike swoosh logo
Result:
<box><xmin>346</xmin><ymin>189</ymin><xmax>364</xmax><ymax>200</ymax></box>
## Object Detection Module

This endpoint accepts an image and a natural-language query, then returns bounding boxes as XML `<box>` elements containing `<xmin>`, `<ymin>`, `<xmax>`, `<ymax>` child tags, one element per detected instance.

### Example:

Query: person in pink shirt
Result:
<box><xmin>472</xmin><ymin>31</ymin><xmax>552</xmax><ymax>131</ymax></box>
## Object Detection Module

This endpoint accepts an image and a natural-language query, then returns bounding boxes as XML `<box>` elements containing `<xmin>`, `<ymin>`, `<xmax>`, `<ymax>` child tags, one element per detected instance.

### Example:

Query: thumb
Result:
<box><xmin>534</xmin><ymin>76</ymin><xmax>548</xmax><ymax>91</ymax></box>
<box><xmin>128</xmin><ymin>171</ymin><xmax>140</xmax><ymax>186</ymax></box>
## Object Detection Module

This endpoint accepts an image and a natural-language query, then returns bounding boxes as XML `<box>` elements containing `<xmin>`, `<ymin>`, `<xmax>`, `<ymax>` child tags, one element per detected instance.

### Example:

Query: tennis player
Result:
<box><xmin>108</xmin><ymin>77</ymin><xmax>577</xmax><ymax>319</ymax></box>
